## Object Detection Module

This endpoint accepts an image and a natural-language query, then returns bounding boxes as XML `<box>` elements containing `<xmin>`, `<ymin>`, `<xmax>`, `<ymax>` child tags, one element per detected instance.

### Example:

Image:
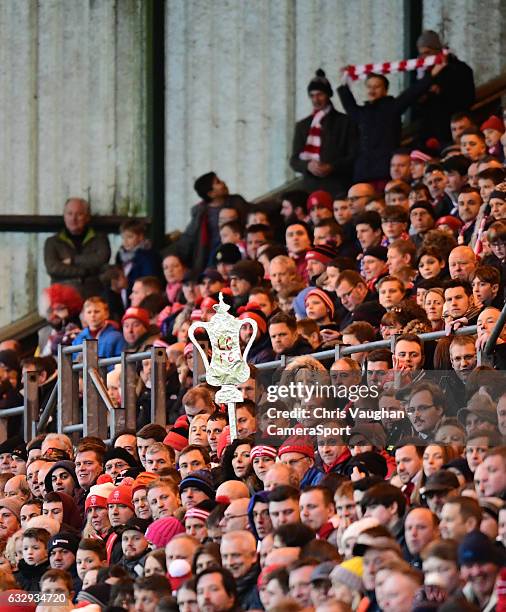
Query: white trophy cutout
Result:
<box><xmin>188</xmin><ymin>292</ymin><xmax>258</xmax><ymax>440</ymax></box>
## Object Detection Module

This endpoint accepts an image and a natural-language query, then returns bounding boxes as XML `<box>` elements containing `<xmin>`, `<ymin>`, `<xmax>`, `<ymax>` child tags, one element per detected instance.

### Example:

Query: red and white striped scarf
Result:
<box><xmin>343</xmin><ymin>49</ymin><xmax>448</xmax><ymax>81</ymax></box>
<box><xmin>299</xmin><ymin>105</ymin><xmax>331</xmax><ymax>162</ymax></box>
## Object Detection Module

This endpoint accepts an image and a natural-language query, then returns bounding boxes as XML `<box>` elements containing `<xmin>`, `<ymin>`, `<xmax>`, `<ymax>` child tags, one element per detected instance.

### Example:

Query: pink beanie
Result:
<box><xmin>145</xmin><ymin>517</ymin><xmax>186</xmax><ymax>549</ymax></box>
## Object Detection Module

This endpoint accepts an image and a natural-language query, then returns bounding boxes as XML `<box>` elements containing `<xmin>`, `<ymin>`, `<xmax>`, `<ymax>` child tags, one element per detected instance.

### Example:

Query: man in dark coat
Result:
<box><xmin>290</xmin><ymin>69</ymin><xmax>358</xmax><ymax>195</ymax></box>
<box><xmin>44</xmin><ymin>198</ymin><xmax>111</xmax><ymax>298</ymax></box>
<box><xmin>221</xmin><ymin>531</ymin><xmax>262</xmax><ymax>611</ymax></box>
<box><xmin>337</xmin><ymin>64</ymin><xmax>441</xmax><ymax>182</ymax></box>
<box><xmin>413</xmin><ymin>30</ymin><xmax>475</xmax><ymax>145</ymax></box>
<box><xmin>170</xmin><ymin>173</ymin><xmax>249</xmax><ymax>274</ymax></box>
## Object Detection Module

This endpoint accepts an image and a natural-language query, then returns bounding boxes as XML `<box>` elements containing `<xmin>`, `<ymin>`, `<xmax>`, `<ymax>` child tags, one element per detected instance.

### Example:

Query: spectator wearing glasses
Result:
<box><xmin>335</xmin><ymin>270</ymin><xmax>376</xmax><ymax>331</ymax></box>
<box><xmin>278</xmin><ymin>437</ymin><xmax>323</xmax><ymax>488</ymax></box>
<box><xmin>406</xmin><ymin>382</ymin><xmax>445</xmax><ymax>441</ymax></box>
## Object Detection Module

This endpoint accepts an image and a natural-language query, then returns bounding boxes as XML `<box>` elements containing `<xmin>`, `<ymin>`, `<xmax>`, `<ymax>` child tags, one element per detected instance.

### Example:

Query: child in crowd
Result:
<box><xmin>116</xmin><ymin>219</ymin><xmax>161</xmax><ymax>295</ymax></box>
<box><xmin>72</xmin><ymin>297</ymin><xmax>125</xmax><ymax>359</ymax></box>
<box><xmin>76</xmin><ymin>539</ymin><xmax>107</xmax><ymax>582</ymax></box>
<box><xmin>481</xmin><ymin>115</ymin><xmax>505</xmax><ymax>160</ymax></box>
<box><xmin>15</xmin><ymin>527</ymin><xmax>50</xmax><ymax>591</ymax></box>
<box><xmin>219</xmin><ymin>221</ymin><xmax>247</xmax><ymax>257</ymax></box>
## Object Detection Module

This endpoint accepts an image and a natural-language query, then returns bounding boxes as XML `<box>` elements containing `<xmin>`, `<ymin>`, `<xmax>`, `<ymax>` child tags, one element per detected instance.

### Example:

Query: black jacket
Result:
<box><xmin>15</xmin><ymin>559</ymin><xmax>50</xmax><ymax>592</ymax></box>
<box><xmin>248</xmin><ymin>333</ymin><xmax>275</xmax><ymax>365</ymax></box>
<box><xmin>290</xmin><ymin>106</ymin><xmax>358</xmax><ymax>195</ymax></box>
<box><xmin>236</xmin><ymin>564</ymin><xmax>262</xmax><ymax>611</ymax></box>
<box><xmin>413</xmin><ymin>54</ymin><xmax>475</xmax><ymax>143</ymax></box>
<box><xmin>337</xmin><ymin>74</ymin><xmax>432</xmax><ymax>181</ymax></box>
<box><xmin>280</xmin><ymin>336</ymin><xmax>314</xmax><ymax>358</ymax></box>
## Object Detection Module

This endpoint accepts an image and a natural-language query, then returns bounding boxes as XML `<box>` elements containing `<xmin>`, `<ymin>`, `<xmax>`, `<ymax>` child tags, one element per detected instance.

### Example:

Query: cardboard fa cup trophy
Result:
<box><xmin>188</xmin><ymin>293</ymin><xmax>258</xmax><ymax>439</ymax></box>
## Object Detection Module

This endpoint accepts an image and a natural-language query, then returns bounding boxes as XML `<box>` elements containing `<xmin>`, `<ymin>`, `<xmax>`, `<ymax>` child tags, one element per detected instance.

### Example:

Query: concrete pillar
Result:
<box><xmin>0</xmin><ymin>1</ymin><xmax>147</xmax><ymax>327</ymax></box>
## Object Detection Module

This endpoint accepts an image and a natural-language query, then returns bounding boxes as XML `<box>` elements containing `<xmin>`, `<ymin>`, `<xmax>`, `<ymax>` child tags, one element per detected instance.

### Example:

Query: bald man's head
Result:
<box><xmin>264</xmin><ymin>463</ymin><xmax>299</xmax><ymax>491</ymax></box>
<box><xmin>220</xmin><ymin>498</ymin><xmax>250</xmax><ymax>533</ymax></box>
<box><xmin>449</xmin><ymin>246</ymin><xmax>477</xmax><ymax>282</ymax></box>
<box><xmin>216</xmin><ymin>480</ymin><xmax>250</xmax><ymax>501</ymax></box>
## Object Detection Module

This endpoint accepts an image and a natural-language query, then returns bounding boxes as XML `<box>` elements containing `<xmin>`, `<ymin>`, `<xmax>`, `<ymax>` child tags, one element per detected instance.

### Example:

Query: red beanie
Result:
<box><xmin>107</xmin><ymin>485</ymin><xmax>134</xmax><ymax>511</ymax></box>
<box><xmin>168</xmin><ymin>559</ymin><xmax>193</xmax><ymax>592</ymax></box>
<box><xmin>307</xmin><ymin>190</ymin><xmax>333</xmax><ymax>212</ymax></box>
<box><xmin>132</xmin><ymin>472</ymin><xmax>159</xmax><ymax>496</ymax></box>
<box><xmin>238</xmin><ymin>303</ymin><xmax>268</xmax><ymax>335</ymax></box>
<box><xmin>481</xmin><ymin>115</ymin><xmax>505</xmax><ymax>134</ymax></box>
<box><xmin>85</xmin><ymin>494</ymin><xmax>108</xmax><ymax>512</ymax></box>
<box><xmin>121</xmin><ymin>307</ymin><xmax>150</xmax><ymax>328</ymax></box>
<box><xmin>85</xmin><ymin>481</ymin><xmax>116</xmax><ymax>512</ymax></box>
<box><xmin>250</xmin><ymin>445</ymin><xmax>277</xmax><ymax>460</ymax></box>
<box><xmin>185</xmin><ymin>507</ymin><xmax>211</xmax><ymax>523</ymax></box>
<box><xmin>435</xmin><ymin>215</ymin><xmax>463</xmax><ymax>232</ymax></box>
<box><xmin>163</xmin><ymin>429</ymin><xmax>189</xmax><ymax>452</ymax></box>
<box><xmin>278</xmin><ymin>435</ymin><xmax>314</xmax><ymax>459</ymax></box>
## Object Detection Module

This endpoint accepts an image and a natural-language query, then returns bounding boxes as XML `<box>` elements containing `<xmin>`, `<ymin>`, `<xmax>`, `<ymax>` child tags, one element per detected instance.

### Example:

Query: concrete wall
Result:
<box><xmin>164</xmin><ymin>0</ymin><xmax>406</xmax><ymax>231</ymax></box>
<box><xmin>0</xmin><ymin>0</ymin><xmax>147</xmax><ymax>327</ymax></box>
<box><xmin>423</xmin><ymin>0</ymin><xmax>506</xmax><ymax>86</ymax></box>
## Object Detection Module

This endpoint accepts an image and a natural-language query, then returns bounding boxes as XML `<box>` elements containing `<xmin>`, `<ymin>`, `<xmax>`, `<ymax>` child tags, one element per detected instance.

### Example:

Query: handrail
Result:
<box><xmin>256</xmin><ymin>325</ymin><xmax>478</xmax><ymax>371</ymax></box>
<box><xmin>58</xmin><ymin>339</ymin><xmax>168</xmax><ymax>440</ymax></box>
<box><xmin>472</xmin><ymin>73</ymin><xmax>506</xmax><ymax>112</ymax></box>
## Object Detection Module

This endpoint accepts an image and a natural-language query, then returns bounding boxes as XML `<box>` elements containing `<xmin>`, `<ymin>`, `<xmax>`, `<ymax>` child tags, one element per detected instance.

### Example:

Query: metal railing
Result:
<box><xmin>56</xmin><ymin>339</ymin><xmax>168</xmax><ymax>441</ymax></box>
<box><xmin>0</xmin><ymin>338</ymin><xmax>208</xmax><ymax>443</ymax></box>
<box><xmin>255</xmin><ymin>324</ymin><xmax>486</xmax><ymax>372</ymax></box>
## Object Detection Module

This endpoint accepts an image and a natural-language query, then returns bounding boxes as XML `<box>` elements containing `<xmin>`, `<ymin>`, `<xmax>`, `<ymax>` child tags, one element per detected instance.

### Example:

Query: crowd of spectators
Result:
<box><xmin>0</xmin><ymin>28</ymin><xmax>506</xmax><ymax>612</ymax></box>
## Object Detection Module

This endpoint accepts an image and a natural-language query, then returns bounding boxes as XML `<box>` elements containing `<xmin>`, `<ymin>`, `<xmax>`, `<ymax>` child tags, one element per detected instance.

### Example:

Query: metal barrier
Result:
<box><xmin>255</xmin><ymin>325</ymin><xmax>482</xmax><ymax>372</ymax></box>
<box><xmin>0</xmin><ymin>340</ymin><xmax>169</xmax><ymax>444</ymax></box>
<box><xmin>56</xmin><ymin>339</ymin><xmax>167</xmax><ymax>441</ymax></box>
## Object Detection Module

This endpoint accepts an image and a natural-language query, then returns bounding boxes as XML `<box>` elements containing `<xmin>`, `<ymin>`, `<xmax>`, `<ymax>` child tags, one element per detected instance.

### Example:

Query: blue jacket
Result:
<box><xmin>72</xmin><ymin>323</ymin><xmax>126</xmax><ymax>359</ymax></box>
<box><xmin>115</xmin><ymin>247</ymin><xmax>162</xmax><ymax>295</ymax></box>
<box><xmin>301</xmin><ymin>465</ymin><xmax>324</xmax><ymax>488</ymax></box>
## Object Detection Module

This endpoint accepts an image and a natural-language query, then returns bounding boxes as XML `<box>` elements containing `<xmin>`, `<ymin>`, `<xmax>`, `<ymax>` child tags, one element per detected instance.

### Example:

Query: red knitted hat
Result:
<box><xmin>85</xmin><ymin>482</ymin><xmax>115</xmax><ymax>512</ymax></box>
<box><xmin>107</xmin><ymin>485</ymin><xmax>134</xmax><ymax>511</ymax></box>
<box><xmin>168</xmin><ymin>559</ymin><xmax>193</xmax><ymax>592</ymax></box>
<box><xmin>307</xmin><ymin>190</ymin><xmax>333</xmax><ymax>212</ymax></box>
<box><xmin>278</xmin><ymin>435</ymin><xmax>314</xmax><ymax>459</ymax></box>
<box><xmin>121</xmin><ymin>307</ymin><xmax>150</xmax><ymax>328</ymax></box>
<box><xmin>145</xmin><ymin>517</ymin><xmax>185</xmax><ymax>548</ymax></box>
<box><xmin>185</xmin><ymin>507</ymin><xmax>211</xmax><ymax>523</ymax></box>
<box><xmin>238</xmin><ymin>302</ymin><xmax>268</xmax><ymax>335</ymax></box>
<box><xmin>163</xmin><ymin>428</ymin><xmax>189</xmax><ymax>452</ymax></box>
<box><xmin>305</xmin><ymin>288</ymin><xmax>335</xmax><ymax>318</ymax></box>
<box><xmin>435</xmin><ymin>215</ymin><xmax>463</xmax><ymax>232</ymax></box>
<box><xmin>201</xmin><ymin>297</ymin><xmax>219</xmax><ymax>311</ymax></box>
<box><xmin>410</xmin><ymin>150</ymin><xmax>432</xmax><ymax>163</ymax></box>
<box><xmin>481</xmin><ymin>115</ymin><xmax>505</xmax><ymax>134</ymax></box>
<box><xmin>305</xmin><ymin>244</ymin><xmax>339</xmax><ymax>265</ymax></box>
<box><xmin>85</xmin><ymin>494</ymin><xmax>107</xmax><ymax>512</ymax></box>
